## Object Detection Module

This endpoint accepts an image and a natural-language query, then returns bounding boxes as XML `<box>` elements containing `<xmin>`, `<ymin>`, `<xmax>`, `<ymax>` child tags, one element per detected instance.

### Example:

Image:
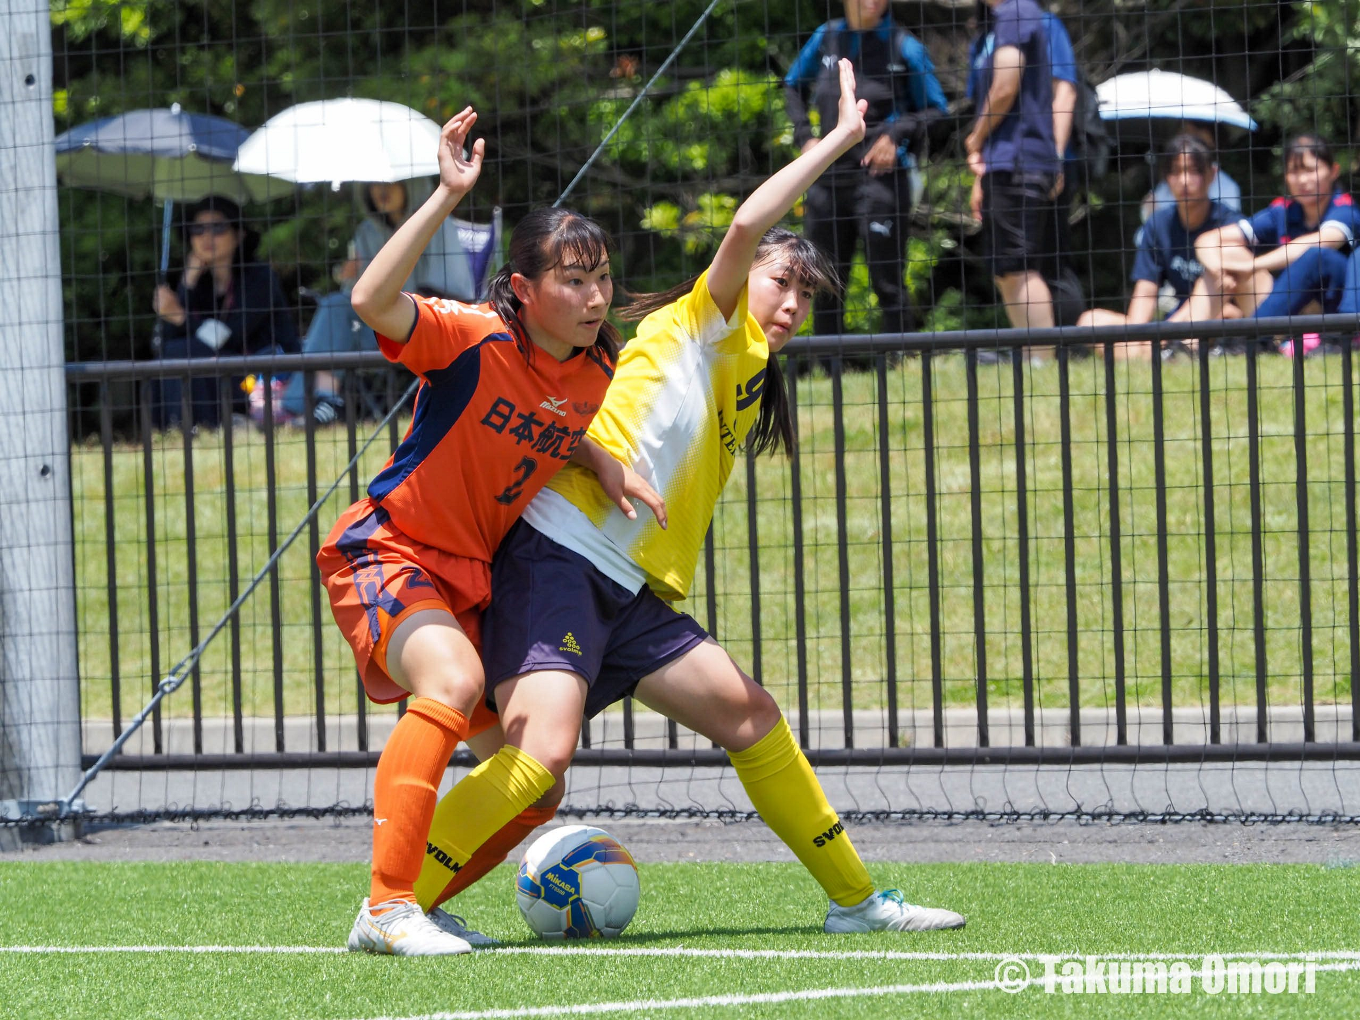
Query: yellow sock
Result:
<box><xmin>414</xmin><ymin>745</ymin><xmax>554</xmax><ymax>910</ymax></box>
<box><xmin>728</xmin><ymin>716</ymin><xmax>874</xmax><ymax>907</ymax></box>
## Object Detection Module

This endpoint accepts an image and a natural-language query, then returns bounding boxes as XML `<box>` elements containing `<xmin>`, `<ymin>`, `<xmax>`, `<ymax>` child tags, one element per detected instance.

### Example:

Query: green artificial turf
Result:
<box><xmin>1</xmin><ymin>860</ymin><xmax>1356</xmax><ymax>1019</ymax></box>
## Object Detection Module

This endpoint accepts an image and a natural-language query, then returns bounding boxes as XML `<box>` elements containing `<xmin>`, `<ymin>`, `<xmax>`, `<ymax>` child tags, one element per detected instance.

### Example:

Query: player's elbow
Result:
<box><xmin>350</xmin><ymin>280</ymin><xmax>388</xmax><ymax>328</ymax></box>
<box><xmin>350</xmin><ymin>278</ymin><xmax>375</xmax><ymax>314</ymax></box>
<box><xmin>726</xmin><ymin>212</ymin><xmax>767</xmax><ymax>246</ymax></box>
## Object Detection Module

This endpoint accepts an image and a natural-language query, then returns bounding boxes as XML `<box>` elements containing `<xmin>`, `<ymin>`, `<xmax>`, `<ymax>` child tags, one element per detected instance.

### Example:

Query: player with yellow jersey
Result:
<box><xmin>413</xmin><ymin>62</ymin><xmax>965</xmax><ymax>934</ymax></box>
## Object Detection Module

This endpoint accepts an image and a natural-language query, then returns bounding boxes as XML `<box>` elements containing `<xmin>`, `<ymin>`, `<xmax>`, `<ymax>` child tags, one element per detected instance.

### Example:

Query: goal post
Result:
<box><xmin>0</xmin><ymin>3</ymin><xmax>83</xmax><ymax>844</ymax></box>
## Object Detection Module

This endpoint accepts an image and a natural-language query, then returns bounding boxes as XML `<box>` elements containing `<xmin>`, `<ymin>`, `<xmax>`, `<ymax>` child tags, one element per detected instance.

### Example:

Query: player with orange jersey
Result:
<box><xmin>318</xmin><ymin>107</ymin><xmax>661</xmax><ymax>956</ymax></box>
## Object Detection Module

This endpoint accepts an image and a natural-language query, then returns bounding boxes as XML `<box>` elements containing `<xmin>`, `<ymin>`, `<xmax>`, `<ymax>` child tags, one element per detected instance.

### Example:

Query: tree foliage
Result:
<box><xmin>52</xmin><ymin>0</ymin><xmax>1320</xmax><ymax>375</ymax></box>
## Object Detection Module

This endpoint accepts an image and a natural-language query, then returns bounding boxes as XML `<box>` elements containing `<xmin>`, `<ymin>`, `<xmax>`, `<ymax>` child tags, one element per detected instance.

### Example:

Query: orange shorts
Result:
<box><xmin>317</xmin><ymin>498</ymin><xmax>500</xmax><ymax>736</ymax></box>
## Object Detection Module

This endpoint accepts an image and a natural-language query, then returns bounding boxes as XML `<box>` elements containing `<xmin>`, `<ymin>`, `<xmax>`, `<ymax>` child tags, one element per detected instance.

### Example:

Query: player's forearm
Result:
<box><xmin>569</xmin><ymin>435</ymin><xmax>616</xmax><ymax>475</ymax></box>
<box><xmin>1194</xmin><ymin>227</ymin><xmax>1245</xmax><ymax>275</ymax></box>
<box><xmin>352</xmin><ymin>186</ymin><xmax>465</xmax><ymax>321</ymax></box>
<box><xmin>730</xmin><ymin>121</ymin><xmax>861</xmax><ymax>239</ymax></box>
<box><xmin>972</xmin><ymin>59</ymin><xmax>1022</xmax><ymax>145</ymax></box>
<box><xmin>1254</xmin><ymin>228</ymin><xmax>1343</xmax><ymax>274</ymax></box>
<box><xmin>1125</xmin><ymin>285</ymin><xmax>1158</xmax><ymax>325</ymax></box>
<box><xmin>1052</xmin><ymin>80</ymin><xmax>1077</xmax><ymax>157</ymax></box>
<box><xmin>979</xmin><ymin>82</ymin><xmax>1018</xmax><ymax>130</ymax></box>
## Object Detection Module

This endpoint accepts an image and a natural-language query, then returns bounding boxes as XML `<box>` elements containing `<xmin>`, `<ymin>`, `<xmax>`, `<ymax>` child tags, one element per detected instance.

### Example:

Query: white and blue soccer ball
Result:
<box><xmin>515</xmin><ymin>824</ymin><xmax>640</xmax><ymax>939</ymax></box>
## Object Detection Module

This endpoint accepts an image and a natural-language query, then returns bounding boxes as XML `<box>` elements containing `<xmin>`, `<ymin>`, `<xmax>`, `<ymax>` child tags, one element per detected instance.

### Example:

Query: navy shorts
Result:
<box><xmin>483</xmin><ymin>521</ymin><xmax>709</xmax><ymax>718</ymax></box>
<box><xmin>982</xmin><ymin>170</ymin><xmax>1061</xmax><ymax>278</ymax></box>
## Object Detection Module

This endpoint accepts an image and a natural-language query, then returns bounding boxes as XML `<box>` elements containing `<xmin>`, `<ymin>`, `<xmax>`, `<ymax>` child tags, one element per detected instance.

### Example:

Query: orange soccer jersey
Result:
<box><xmin>318</xmin><ymin>295</ymin><xmax>613</xmax><ymax>705</ymax></box>
<box><xmin>368</xmin><ymin>295</ymin><xmax>613</xmax><ymax>561</ymax></box>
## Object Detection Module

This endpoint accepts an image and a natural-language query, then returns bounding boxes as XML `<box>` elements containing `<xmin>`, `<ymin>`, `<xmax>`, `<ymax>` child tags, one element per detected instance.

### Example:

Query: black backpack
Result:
<box><xmin>825</xmin><ymin>24</ymin><xmax>942</xmax><ymax>160</ymax></box>
<box><xmin>1070</xmin><ymin>70</ymin><xmax>1110</xmax><ymax>186</ymax></box>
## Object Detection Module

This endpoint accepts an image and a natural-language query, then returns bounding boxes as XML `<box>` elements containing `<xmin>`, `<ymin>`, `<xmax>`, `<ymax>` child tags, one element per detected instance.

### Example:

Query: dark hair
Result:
<box><xmin>1283</xmin><ymin>133</ymin><xmax>1336</xmax><ymax>172</ymax></box>
<box><xmin>487</xmin><ymin>206</ymin><xmax>620</xmax><ymax>362</ymax></box>
<box><xmin>619</xmin><ymin>227</ymin><xmax>839</xmax><ymax>457</ymax></box>
<box><xmin>182</xmin><ymin>194</ymin><xmax>257</xmax><ymax>262</ymax></box>
<box><xmin>1162</xmin><ymin>133</ymin><xmax>1212</xmax><ymax>179</ymax></box>
<box><xmin>361</xmin><ymin>181</ymin><xmax>408</xmax><ymax>226</ymax></box>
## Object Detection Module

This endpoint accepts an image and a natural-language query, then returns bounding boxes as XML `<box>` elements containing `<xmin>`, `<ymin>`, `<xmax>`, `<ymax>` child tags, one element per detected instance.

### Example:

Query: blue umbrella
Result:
<box><xmin>54</xmin><ymin>103</ymin><xmax>290</xmax><ymax>273</ymax></box>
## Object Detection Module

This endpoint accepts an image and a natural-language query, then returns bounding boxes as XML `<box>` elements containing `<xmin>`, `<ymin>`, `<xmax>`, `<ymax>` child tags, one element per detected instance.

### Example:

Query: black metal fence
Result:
<box><xmin>65</xmin><ymin>317</ymin><xmax>1360</xmax><ymax>781</ymax></box>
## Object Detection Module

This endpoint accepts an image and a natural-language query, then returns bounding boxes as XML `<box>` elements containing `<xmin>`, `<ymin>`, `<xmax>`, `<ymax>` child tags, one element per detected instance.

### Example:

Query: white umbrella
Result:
<box><xmin>1096</xmin><ymin>70</ymin><xmax>1258</xmax><ymax>132</ymax></box>
<box><xmin>232</xmin><ymin>98</ymin><xmax>443</xmax><ymax>188</ymax></box>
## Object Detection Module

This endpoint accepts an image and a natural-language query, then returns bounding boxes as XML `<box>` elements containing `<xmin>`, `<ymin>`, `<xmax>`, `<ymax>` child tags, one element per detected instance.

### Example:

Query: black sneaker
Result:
<box><xmin>312</xmin><ymin>393</ymin><xmax>344</xmax><ymax>425</ymax></box>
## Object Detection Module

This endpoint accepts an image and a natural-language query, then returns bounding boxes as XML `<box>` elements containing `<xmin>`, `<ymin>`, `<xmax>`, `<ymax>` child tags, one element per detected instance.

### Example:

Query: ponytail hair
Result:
<box><xmin>487</xmin><ymin>206</ymin><xmax>620</xmax><ymax>362</ymax></box>
<box><xmin>746</xmin><ymin>227</ymin><xmax>837</xmax><ymax>456</ymax></box>
<box><xmin>617</xmin><ymin>275</ymin><xmax>701</xmax><ymax>322</ymax></box>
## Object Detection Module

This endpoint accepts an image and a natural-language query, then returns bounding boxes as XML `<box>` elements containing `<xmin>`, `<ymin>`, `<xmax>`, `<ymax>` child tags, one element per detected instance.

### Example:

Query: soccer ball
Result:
<box><xmin>515</xmin><ymin>824</ymin><xmax>640</xmax><ymax>939</ymax></box>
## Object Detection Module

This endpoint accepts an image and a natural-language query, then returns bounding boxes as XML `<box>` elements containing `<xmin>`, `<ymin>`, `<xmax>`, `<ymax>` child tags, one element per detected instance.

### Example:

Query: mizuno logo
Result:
<box><xmin>822</xmin><ymin>55</ymin><xmax>837</xmax><ymax>68</ymax></box>
<box><xmin>869</xmin><ymin>221</ymin><xmax>892</xmax><ymax>236</ymax></box>
<box><xmin>812</xmin><ymin>820</ymin><xmax>845</xmax><ymax>848</ymax></box>
<box><xmin>560</xmin><ymin>632</ymin><xmax>582</xmax><ymax>656</ymax></box>
<box><xmin>425</xmin><ymin>842</ymin><xmax>463</xmax><ymax>873</ymax></box>
<box><xmin>540</xmin><ymin>396</ymin><xmax>568</xmax><ymax>416</ymax></box>
<box><xmin>373</xmin><ymin>818</ymin><xmax>387</xmax><ymax>826</ymax></box>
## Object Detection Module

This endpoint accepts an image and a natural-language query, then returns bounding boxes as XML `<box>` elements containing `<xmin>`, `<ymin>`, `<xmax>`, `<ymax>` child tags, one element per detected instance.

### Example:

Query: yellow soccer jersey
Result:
<box><xmin>520</xmin><ymin>269</ymin><xmax>769</xmax><ymax>601</ymax></box>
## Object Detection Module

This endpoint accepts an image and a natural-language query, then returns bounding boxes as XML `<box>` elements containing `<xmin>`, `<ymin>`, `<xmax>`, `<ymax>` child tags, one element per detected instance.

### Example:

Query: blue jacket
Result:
<box><xmin>785</xmin><ymin>18</ymin><xmax>947</xmax><ymax>171</ymax></box>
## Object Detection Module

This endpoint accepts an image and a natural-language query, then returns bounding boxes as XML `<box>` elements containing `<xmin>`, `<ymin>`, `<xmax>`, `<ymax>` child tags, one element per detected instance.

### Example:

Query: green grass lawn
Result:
<box><xmin>2</xmin><ymin>859</ymin><xmax>1357</xmax><ymax>1019</ymax></box>
<box><xmin>71</xmin><ymin>353</ymin><xmax>1359</xmax><ymax>725</ymax></box>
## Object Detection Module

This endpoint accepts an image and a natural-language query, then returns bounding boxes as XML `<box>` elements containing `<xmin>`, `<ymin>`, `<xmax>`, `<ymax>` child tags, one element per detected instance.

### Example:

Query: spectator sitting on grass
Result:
<box><xmin>1194</xmin><ymin>133</ymin><xmax>1360</xmax><ymax>351</ymax></box>
<box><xmin>278</xmin><ymin>177</ymin><xmax>477</xmax><ymax>424</ymax></box>
<box><xmin>152</xmin><ymin>195</ymin><xmax>297</xmax><ymax>428</ymax></box>
<box><xmin>1077</xmin><ymin>134</ymin><xmax>1243</xmax><ymax>359</ymax></box>
<box><xmin>1143</xmin><ymin>120</ymin><xmax>1242</xmax><ymax>219</ymax></box>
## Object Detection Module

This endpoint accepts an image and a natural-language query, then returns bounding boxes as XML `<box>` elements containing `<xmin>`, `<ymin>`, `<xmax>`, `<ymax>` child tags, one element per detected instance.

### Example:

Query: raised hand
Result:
<box><xmin>834</xmin><ymin>58</ymin><xmax>868</xmax><ymax>144</ymax></box>
<box><xmin>437</xmin><ymin>107</ymin><xmax>485</xmax><ymax>197</ymax></box>
<box><xmin>153</xmin><ymin>284</ymin><xmax>186</xmax><ymax>326</ymax></box>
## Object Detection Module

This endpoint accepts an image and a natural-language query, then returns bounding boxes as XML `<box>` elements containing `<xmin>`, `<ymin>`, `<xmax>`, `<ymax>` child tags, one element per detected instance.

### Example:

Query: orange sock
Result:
<box><xmin>428</xmin><ymin>803</ymin><xmax>559</xmax><ymax>910</ymax></box>
<box><xmin>369</xmin><ymin>697</ymin><xmax>468</xmax><ymax>909</ymax></box>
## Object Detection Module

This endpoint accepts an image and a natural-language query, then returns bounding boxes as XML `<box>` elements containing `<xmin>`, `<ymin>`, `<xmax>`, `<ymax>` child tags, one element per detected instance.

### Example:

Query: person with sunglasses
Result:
<box><xmin>152</xmin><ymin>195</ymin><xmax>298</xmax><ymax>428</ymax></box>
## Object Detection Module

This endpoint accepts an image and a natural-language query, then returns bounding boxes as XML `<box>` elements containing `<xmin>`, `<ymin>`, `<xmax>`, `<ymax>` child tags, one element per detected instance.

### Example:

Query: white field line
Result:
<box><xmin>349</xmin><ymin>960</ymin><xmax>1360</xmax><ymax>1020</ymax></box>
<box><xmin>347</xmin><ymin>980</ymin><xmax>1005</xmax><ymax>1020</ymax></box>
<box><xmin>3</xmin><ymin>945</ymin><xmax>1360</xmax><ymax>963</ymax></box>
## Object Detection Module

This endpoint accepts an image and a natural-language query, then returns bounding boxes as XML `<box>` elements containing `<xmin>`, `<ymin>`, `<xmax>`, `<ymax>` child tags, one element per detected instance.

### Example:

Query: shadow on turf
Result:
<box><xmin>498</xmin><ymin>924</ymin><xmax>821</xmax><ymax>946</ymax></box>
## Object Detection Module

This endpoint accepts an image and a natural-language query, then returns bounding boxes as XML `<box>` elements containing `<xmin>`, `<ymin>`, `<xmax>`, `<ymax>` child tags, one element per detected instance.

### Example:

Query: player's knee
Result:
<box><xmin>503</xmin><ymin>725</ymin><xmax>577</xmax><ymax>781</ymax></box>
<box><xmin>747</xmin><ymin>687</ymin><xmax>783</xmax><ymax>741</ymax></box>
<box><xmin>533</xmin><ymin>777</ymin><xmax>566</xmax><ymax>812</ymax></box>
<box><xmin>409</xmin><ymin>666</ymin><xmax>484</xmax><ymax>718</ymax></box>
<box><xmin>531</xmin><ymin>741</ymin><xmax>577</xmax><ymax>781</ymax></box>
<box><xmin>719</xmin><ymin>686</ymin><xmax>783</xmax><ymax>753</ymax></box>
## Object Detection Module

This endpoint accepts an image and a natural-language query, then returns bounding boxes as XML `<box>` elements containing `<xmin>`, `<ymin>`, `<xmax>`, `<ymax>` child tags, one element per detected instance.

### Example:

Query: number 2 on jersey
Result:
<box><xmin>495</xmin><ymin>456</ymin><xmax>538</xmax><ymax>505</ymax></box>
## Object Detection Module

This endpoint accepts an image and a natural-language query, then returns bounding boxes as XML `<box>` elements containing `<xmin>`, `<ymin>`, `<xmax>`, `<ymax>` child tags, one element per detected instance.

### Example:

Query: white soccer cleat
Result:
<box><xmin>347</xmin><ymin>897</ymin><xmax>473</xmax><ymax>956</ymax></box>
<box><xmin>824</xmin><ymin>888</ymin><xmax>966</xmax><ymax>933</ymax></box>
<box><xmin>427</xmin><ymin>906</ymin><xmax>499</xmax><ymax>947</ymax></box>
